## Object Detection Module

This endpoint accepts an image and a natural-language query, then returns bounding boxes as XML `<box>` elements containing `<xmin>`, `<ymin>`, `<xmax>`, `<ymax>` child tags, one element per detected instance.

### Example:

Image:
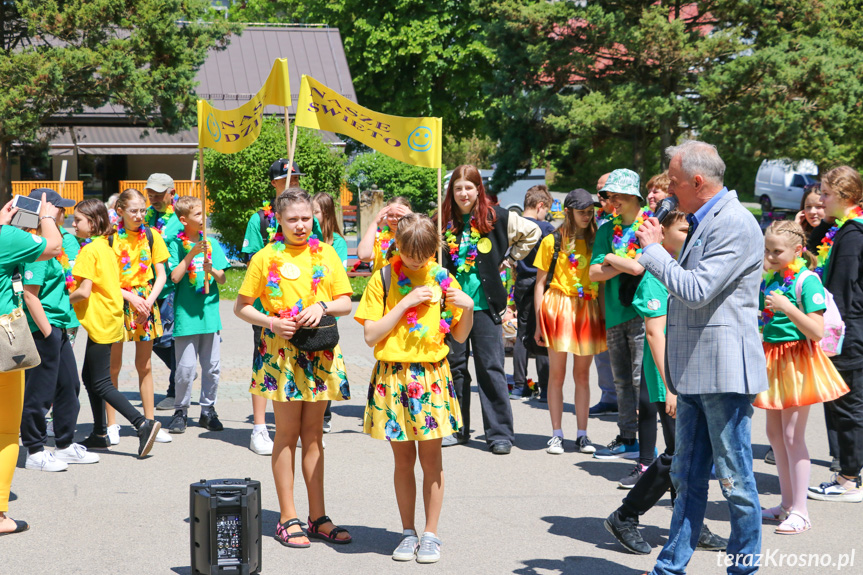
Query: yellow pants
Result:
<box><xmin>0</xmin><ymin>370</ymin><xmax>24</xmax><ymax>513</ymax></box>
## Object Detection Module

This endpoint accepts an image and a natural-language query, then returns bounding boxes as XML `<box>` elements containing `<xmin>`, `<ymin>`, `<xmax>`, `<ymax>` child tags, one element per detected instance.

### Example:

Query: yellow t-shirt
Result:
<box><xmin>111</xmin><ymin>227</ymin><xmax>169</xmax><ymax>289</ymax></box>
<box><xmin>533</xmin><ymin>234</ymin><xmax>593</xmax><ymax>297</ymax></box>
<box><xmin>354</xmin><ymin>265</ymin><xmax>464</xmax><ymax>362</ymax></box>
<box><xmin>372</xmin><ymin>236</ymin><xmax>397</xmax><ymax>273</ymax></box>
<box><xmin>72</xmin><ymin>237</ymin><xmax>125</xmax><ymax>344</ymax></box>
<box><xmin>239</xmin><ymin>241</ymin><xmax>352</xmax><ymax>314</ymax></box>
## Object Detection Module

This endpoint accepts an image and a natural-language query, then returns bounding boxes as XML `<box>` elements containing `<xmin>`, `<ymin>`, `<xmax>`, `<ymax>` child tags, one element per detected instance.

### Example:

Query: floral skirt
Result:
<box><xmin>123</xmin><ymin>284</ymin><xmax>162</xmax><ymax>342</ymax></box>
<box><xmin>539</xmin><ymin>288</ymin><xmax>607</xmax><ymax>356</ymax></box>
<box><xmin>363</xmin><ymin>359</ymin><xmax>461</xmax><ymax>442</ymax></box>
<box><xmin>249</xmin><ymin>328</ymin><xmax>349</xmax><ymax>402</ymax></box>
<box><xmin>754</xmin><ymin>340</ymin><xmax>850</xmax><ymax>410</ymax></box>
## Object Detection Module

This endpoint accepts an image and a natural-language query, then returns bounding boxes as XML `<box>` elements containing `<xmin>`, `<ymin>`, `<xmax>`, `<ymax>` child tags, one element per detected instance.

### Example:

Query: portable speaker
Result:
<box><xmin>190</xmin><ymin>478</ymin><xmax>262</xmax><ymax>575</ymax></box>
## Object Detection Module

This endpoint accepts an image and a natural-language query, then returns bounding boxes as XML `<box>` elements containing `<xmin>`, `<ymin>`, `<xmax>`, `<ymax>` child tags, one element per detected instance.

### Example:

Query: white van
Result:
<box><xmin>754</xmin><ymin>160</ymin><xmax>818</xmax><ymax>212</ymax></box>
<box><xmin>443</xmin><ymin>169</ymin><xmax>564</xmax><ymax>215</ymax></box>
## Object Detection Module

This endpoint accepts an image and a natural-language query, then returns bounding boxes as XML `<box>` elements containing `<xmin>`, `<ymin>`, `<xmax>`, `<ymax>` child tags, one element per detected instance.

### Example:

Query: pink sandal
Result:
<box><xmin>775</xmin><ymin>511</ymin><xmax>811</xmax><ymax>535</ymax></box>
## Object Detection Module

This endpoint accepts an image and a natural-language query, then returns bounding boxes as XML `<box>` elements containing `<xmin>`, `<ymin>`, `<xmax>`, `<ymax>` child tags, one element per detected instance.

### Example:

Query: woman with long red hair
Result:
<box><xmin>441</xmin><ymin>165</ymin><xmax>541</xmax><ymax>454</ymax></box>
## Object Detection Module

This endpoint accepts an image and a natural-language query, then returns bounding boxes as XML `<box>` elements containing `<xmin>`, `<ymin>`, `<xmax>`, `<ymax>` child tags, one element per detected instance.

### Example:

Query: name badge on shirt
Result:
<box><xmin>477</xmin><ymin>238</ymin><xmax>492</xmax><ymax>254</ymax></box>
<box><xmin>280</xmin><ymin>262</ymin><xmax>301</xmax><ymax>280</ymax></box>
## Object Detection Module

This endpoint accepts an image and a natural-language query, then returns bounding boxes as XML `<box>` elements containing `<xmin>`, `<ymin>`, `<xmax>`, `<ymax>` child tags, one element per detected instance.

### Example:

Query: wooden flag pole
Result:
<box><xmin>198</xmin><ymin>147</ymin><xmax>210</xmax><ymax>294</ymax></box>
<box><xmin>284</xmin><ymin>107</ymin><xmax>292</xmax><ymax>159</ymax></box>
<box><xmin>437</xmin><ymin>166</ymin><xmax>443</xmax><ymax>265</ymax></box>
<box><xmin>287</xmin><ymin>124</ymin><xmax>299</xmax><ymax>185</ymax></box>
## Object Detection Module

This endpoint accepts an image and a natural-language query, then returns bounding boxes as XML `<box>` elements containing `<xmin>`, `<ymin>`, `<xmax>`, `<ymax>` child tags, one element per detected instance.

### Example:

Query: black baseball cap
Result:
<box><xmin>268</xmin><ymin>159</ymin><xmax>304</xmax><ymax>181</ymax></box>
<box><xmin>28</xmin><ymin>187</ymin><xmax>75</xmax><ymax>208</ymax></box>
<box><xmin>563</xmin><ymin>188</ymin><xmax>595</xmax><ymax>210</ymax></box>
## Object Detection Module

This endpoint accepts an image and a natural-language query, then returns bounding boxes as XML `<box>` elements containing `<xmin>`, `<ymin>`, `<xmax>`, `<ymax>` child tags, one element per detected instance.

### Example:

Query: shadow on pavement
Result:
<box><xmin>515</xmin><ymin>554</ymin><xmax>649</xmax><ymax>575</ymax></box>
<box><xmin>543</xmin><ymin>515</ymin><xmax>670</xmax><ymax>551</ymax></box>
<box><xmin>574</xmin><ymin>459</ymin><xmax>635</xmax><ymax>482</ymax></box>
<box><xmin>260</xmin><ymin>508</ymin><xmax>395</xmax><ymax>556</ymax></box>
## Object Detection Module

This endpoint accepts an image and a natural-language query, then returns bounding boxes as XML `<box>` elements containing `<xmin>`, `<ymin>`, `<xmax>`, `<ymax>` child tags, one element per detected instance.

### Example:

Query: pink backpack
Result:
<box><xmin>795</xmin><ymin>270</ymin><xmax>846</xmax><ymax>356</ymax></box>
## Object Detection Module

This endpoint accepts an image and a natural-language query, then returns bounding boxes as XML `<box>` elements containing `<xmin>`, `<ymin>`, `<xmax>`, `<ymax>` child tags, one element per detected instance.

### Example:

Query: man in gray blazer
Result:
<box><xmin>635</xmin><ymin>140</ymin><xmax>767</xmax><ymax>575</ymax></box>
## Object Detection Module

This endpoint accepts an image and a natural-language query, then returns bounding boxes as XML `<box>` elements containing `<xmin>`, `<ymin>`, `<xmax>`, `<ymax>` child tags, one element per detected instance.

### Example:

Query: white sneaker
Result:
<box><xmin>546</xmin><ymin>436</ymin><xmax>564</xmax><ymax>455</ymax></box>
<box><xmin>25</xmin><ymin>450</ymin><xmax>68</xmax><ymax>472</ymax></box>
<box><xmin>107</xmin><ymin>424</ymin><xmax>121</xmax><ymax>445</ymax></box>
<box><xmin>46</xmin><ymin>417</ymin><xmax>55</xmax><ymax>438</ymax></box>
<box><xmin>250</xmin><ymin>429</ymin><xmax>273</xmax><ymax>455</ymax></box>
<box><xmin>155</xmin><ymin>428</ymin><xmax>172</xmax><ymax>443</ymax></box>
<box><xmin>54</xmin><ymin>443</ymin><xmax>100</xmax><ymax>464</ymax></box>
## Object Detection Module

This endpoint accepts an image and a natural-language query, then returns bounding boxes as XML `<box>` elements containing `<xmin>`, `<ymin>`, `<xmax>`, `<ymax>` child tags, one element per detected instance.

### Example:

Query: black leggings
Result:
<box><xmin>82</xmin><ymin>338</ymin><xmax>145</xmax><ymax>435</ymax></box>
<box><xmin>638</xmin><ymin>374</ymin><xmax>659</xmax><ymax>465</ymax></box>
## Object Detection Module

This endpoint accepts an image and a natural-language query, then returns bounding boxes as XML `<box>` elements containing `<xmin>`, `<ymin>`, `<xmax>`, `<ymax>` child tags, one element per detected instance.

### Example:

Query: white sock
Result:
<box><xmin>577</xmin><ymin>430</ymin><xmax>587</xmax><ymax>439</ymax></box>
<box><xmin>253</xmin><ymin>424</ymin><xmax>267</xmax><ymax>434</ymax></box>
<box><xmin>422</xmin><ymin>531</ymin><xmax>437</xmax><ymax>539</ymax></box>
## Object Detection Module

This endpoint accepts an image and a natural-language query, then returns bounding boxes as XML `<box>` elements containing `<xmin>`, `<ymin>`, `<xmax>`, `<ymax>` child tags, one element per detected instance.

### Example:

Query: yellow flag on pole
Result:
<box><xmin>295</xmin><ymin>75</ymin><xmax>442</xmax><ymax>169</ymax></box>
<box><xmin>197</xmin><ymin>58</ymin><xmax>292</xmax><ymax>154</ymax></box>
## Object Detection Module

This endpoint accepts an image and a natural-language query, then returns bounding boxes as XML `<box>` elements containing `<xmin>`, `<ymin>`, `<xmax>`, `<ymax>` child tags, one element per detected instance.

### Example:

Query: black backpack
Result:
<box><xmin>522</xmin><ymin>231</ymin><xmax>562</xmax><ymax>357</ymax></box>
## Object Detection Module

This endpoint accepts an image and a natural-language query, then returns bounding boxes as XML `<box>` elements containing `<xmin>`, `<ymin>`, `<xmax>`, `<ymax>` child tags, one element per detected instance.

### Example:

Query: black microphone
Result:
<box><xmin>653</xmin><ymin>196</ymin><xmax>679</xmax><ymax>224</ymax></box>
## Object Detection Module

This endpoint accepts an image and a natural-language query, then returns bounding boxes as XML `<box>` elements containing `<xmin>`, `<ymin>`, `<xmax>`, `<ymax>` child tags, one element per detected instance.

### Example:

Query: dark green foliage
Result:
<box><xmin>204</xmin><ymin>118</ymin><xmax>346</xmax><ymax>254</ymax></box>
<box><xmin>345</xmin><ymin>153</ymin><xmax>439</xmax><ymax>215</ymax></box>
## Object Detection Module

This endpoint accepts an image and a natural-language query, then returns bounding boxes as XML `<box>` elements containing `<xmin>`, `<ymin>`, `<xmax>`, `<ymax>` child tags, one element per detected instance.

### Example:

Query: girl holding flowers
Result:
<box><xmin>357</xmin><ymin>196</ymin><xmax>412</xmax><ymax>273</ymax></box>
<box><xmin>440</xmin><ymin>164</ymin><xmax>540</xmax><ymax>453</ymax></box>
<box><xmin>757</xmin><ymin>220</ymin><xmax>849</xmax><ymax>532</ymax></box>
<box><xmin>234</xmin><ymin>189</ymin><xmax>353</xmax><ymax>548</ymax></box>
<box><xmin>107</xmin><ymin>189</ymin><xmax>171</xmax><ymax>445</ymax></box>
<box><xmin>355</xmin><ymin>213</ymin><xmax>474</xmax><ymax>563</ymax></box>
<box><xmin>533</xmin><ymin>189</ymin><xmax>606</xmax><ymax>455</ymax></box>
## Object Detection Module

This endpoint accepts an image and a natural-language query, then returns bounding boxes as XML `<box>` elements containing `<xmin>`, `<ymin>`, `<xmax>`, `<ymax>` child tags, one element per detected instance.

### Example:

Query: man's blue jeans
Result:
<box><xmin>651</xmin><ymin>393</ymin><xmax>761</xmax><ymax>575</ymax></box>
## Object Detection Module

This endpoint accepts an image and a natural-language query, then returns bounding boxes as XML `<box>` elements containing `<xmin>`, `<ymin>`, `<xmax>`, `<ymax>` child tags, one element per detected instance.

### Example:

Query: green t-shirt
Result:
<box><xmin>145</xmin><ymin>209</ymin><xmax>183</xmax><ymax>298</ymax></box>
<box><xmin>168</xmin><ymin>236</ymin><xmax>230</xmax><ymax>337</ymax></box>
<box><xmin>23</xmin><ymin>257</ymin><xmax>79</xmax><ymax>331</ymax></box>
<box><xmin>241</xmin><ymin>211</ymin><xmax>324</xmax><ymax>313</ymax></box>
<box><xmin>761</xmin><ymin>272</ymin><xmax>826</xmax><ymax>343</ymax></box>
<box><xmin>333</xmin><ymin>233</ymin><xmax>348</xmax><ymax>269</ymax></box>
<box><xmin>0</xmin><ymin>226</ymin><xmax>46</xmax><ymax>316</ymax></box>
<box><xmin>61</xmin><ymin>229</ymin><xmax>80</xmax><ymax>262</ymax></box>
<box><xmin>454</xmin><ymin>215</ymin><xmax>488</xmax><ymax>311</ymax></box>
<box><xmin>631</xmin><ymin>272</ymin><xmax>667</xmax><ymax>402</ymax></box>
<box><xmin>590</xmin><ymin>221</ymin><xmax>640</xmax><ymax>328</ymax></box>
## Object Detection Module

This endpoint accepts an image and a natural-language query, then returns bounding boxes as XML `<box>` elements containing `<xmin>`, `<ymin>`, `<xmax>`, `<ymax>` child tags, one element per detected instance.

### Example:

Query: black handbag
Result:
<box><xmin>289</xmin><ymin>314</ymin><xmax>340</xmax><ymax>352</ymax></box>
<box><xmin>522</xmin><ymin>231</ymin><xmax>562</xmax><ymax>357</ymax></box>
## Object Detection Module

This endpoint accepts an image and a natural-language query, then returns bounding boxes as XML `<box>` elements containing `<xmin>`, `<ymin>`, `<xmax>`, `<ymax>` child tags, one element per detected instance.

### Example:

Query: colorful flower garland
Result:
<box><xmin>567</xmin><ymin>244</ymin><xmax>599</xmax><ymax>299</ymax></box>
<box><xmin>376</xmin><ymin>225</ymin><xmax>393</xmax><ymax>256</ymax></box>
<box><xmin>392</xmin><ymin>256</ymin><xmax>454</xmax><ymax>343</ymax></box>
<box><xmin>56</xmin><ymin>246</ymin><xmax>75</xmax><ymax>293</ymax></box>
<box><xmin>261</xmin><ymin>201</ymin><xmax>278</xmax><ymax>242</ymax></box>
<box><xmin>815</xmin><ymin>205</ymin><xmax>863</xmax><ymax>277</ymax></box>
<box><xmin>178</xmin><ymin>230</ymin><xmax>209</xmax><ymax>292</ymax></box>
<box><xmin>444</xmin><ymin>217</ymin><xmax>481</xmax><ymax>273</ymax></box>
<box><xmin>145</xmin><ymin>204</ymin><xmax>175</xmax><ymax>235</ymax></box>
<box><xmin>266</xmin><ymin>232</ymin><xmax>326</xmax><ymax>319</ymax></box>
<box><xmin>611</xmin><ymin>209</ymin><xmax>647</xmax><ymax>259</ymax></box>
<box><xmin>116</xmin><ymin>223</ymin><xmax>151</xmax><ymax>290</ymax></box>
<box><xmin>79</xmin><ymin>235</ymin><xmax>102</xmax><ymax>248</ymax></box>
<box><xmin>759</xmin><ymin>256</ymin><xmax>807</xmax><ymax>328</ymax></box>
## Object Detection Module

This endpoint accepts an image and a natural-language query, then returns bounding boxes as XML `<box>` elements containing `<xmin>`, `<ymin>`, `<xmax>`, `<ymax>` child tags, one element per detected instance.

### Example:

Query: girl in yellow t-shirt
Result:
<box><xmin>533</xmin><ymin>189</ymin><xmax>607</xmax><ymax>455</ymax></box>
<box><xmin>106</xmin><ymin>188</ymin><xmax>169</xmax><ymax>441</ymax></box>
<box><xmin>69</xmin><ymin>199</ymin><xmax>161</xmax><ymax>458</ymax></box>
<box><xmin>235</xmin><ymin>188</ymin><xmax>353</xmax><ymax>548</ymax></box>
<box><xmin>356</xmin><ymin>196</ymin><xmax>412</xmax><ymax>272</ymax></box>
<box><xmin>355</xmin><ymin>214</ymin><xmax>474</xmax><ymax>563</ymax></box>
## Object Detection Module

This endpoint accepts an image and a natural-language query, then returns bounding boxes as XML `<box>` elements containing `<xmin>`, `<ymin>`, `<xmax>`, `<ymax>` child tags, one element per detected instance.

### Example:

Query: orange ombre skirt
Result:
<box><xmin>754</xmin><ymin>340</ymin><xmax>849</xmax><ymax>410</ymax></box>
<box><xmin>539</xmin><ymin>288</ymin><xmax>607</xmax><ymax>356</ymax></box>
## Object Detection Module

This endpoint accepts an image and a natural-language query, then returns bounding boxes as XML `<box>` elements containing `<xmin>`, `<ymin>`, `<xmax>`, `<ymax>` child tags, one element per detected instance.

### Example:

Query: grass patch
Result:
<box><xmin>351</xmin><ymin>275</ymin><xmax>370</xmax><ymax>301</ymax></box>
<box><xmin>747</xmin><ymin>206</ymin><xmax>763</xmax><ymax>219</ymax></box>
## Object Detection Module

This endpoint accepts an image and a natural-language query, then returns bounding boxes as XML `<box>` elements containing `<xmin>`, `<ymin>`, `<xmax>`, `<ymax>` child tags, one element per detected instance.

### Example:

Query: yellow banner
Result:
<box><xmin>295</xmin><ymin>75</ymin><xmax>442</xmax><ymax>169</ymax></box>
<box><xmin>197</xmin><ymin>58</ymin><xmax>291</xmax><ymax>154</ymax></box>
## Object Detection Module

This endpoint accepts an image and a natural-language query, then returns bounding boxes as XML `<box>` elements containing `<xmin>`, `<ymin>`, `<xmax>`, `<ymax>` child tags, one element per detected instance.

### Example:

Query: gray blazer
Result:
<box><xmin>638</xmin><ymin>190</ymin><xmax>768</xmax><ymax>395</ymax></box>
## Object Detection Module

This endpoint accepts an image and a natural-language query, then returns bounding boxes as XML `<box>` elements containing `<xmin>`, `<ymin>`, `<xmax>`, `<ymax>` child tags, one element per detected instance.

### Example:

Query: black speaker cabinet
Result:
<box><xmin>190</xmin><ymin>478</ymin><xmax>262</xmax><ymax>575</ymax></box>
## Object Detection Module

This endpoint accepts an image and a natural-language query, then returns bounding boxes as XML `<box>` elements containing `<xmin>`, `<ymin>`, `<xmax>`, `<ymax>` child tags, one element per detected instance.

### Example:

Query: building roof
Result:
<box><xmin>47</xmin><ymin>25</ymin><xmax>355</xmax><ymax>153</ymax></box>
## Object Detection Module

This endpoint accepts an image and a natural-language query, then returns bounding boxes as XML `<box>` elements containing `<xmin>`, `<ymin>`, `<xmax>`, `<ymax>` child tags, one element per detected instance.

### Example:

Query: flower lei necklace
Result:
<box><xmin>376</xmin><ymin>225</ymin><xmax>394</xmax><ymax>255</ymax></box>
<box><xmin>566</xmin><ymin>238</ymin><xmax>599</xmax><ymax>299</ymax></box>
<box><xmin>444</xmin><ymin>217</ymin><xmax>481</xmax><ymax>273</ymax></box>
<box><xmin>178</xmin><ymin>230</ymin><xmax>209</xmax><ymax>293</ymax></box>
<box><xmin>266</xmin><ymin>233</ymin><xmax>325</xmax><ymax>319</ymax></box>
<box><xmin>392</xmin><ymin>256</ymin><xmax>454</xmax><ymax>343</ymax></box>
<box><xmin>815</xmin><ymin>205</ymin><xmax>863</xmax><ymax>277</ymax></box>
<box><xmin>56</xmin><ymin>246</ymin><xmax>75</xmax><ymax>293</ymax></box>
<box><xmin>260</xmin><ymin>201</ymin><xmax>278</xmax><ymax>242</ymax></box>
<box><xmin>611</xmin><ymin>209</ymin><xmax>647</xmax><ymax>259</ymax></box>
<box><xmin>79</xmin><ymin>235</ymin><xmax>102</xmax><ymax>247</ymax></box>
<box><xmin>145</xmin><ymin>203</ymin><xmax>175</xmax><ymax>234</ymax></box>
<box><xmin>759</xmin><ymin>256</ymin><xmax>807</xmax><ymax>328</ymax></box>
<box><xmin>116</xmin><ymin>223</ymin><xmax>151</xmax><ymax>290</ymax></box>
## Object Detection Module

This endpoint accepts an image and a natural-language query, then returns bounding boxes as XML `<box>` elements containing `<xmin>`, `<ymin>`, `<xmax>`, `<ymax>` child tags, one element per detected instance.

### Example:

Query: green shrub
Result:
<box><xmin>204</xmin><ymin>117</ymin><xmax>346</xmax><ymax>254</ymax></box>
<box><xmin>346</xmin><ymin>152</ymin><xmax>440</xmax><ymax>215</ymax></box>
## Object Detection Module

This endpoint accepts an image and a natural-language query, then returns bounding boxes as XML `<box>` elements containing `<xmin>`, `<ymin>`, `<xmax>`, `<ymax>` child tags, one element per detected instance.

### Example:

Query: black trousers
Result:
<box><xmin>82</xmin><ymin>338</ymin><xmax>145</xmax><ymax>435</ymax></box>
<box><xmin>637</xmin><ymin>371</ymin><xmax>659</xmax><ymax>465</ymax></box>
<box><xmin>21</xmin><ymin>327</ymin><xmax>80</xmax><ymax>453</ymax></box>
<box><xmin>824</xmin><ymin>368</ymin><xmax>863</xmax><ymax>477</ymax></box>
<box><xmin>620</xmin><ymin>400</ymin><xmax>677</xmax><ymax>520</ymax></box>
<box><xmin>447</xmin><ymin>309</ymin><xmax>514</xmax><ymax>445</ymax></box>
<box><xmin>825</xmin><ymin>403</ymin><xmax>840</xmax><ymax>458</ymax></box>
<box><xmin>512</xmin><ymin>276</ymin><xmax>549</xmax><ymax>390</ymax></box>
